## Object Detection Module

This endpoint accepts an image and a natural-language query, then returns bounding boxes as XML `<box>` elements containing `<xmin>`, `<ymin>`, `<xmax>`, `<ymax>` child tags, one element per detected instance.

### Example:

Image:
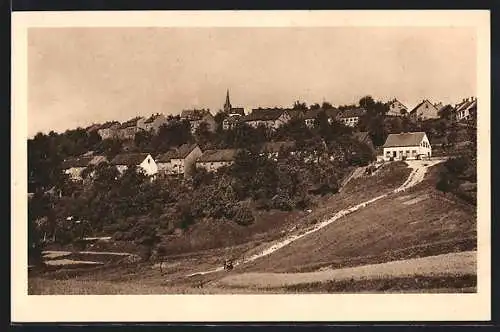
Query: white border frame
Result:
<box><xmin>12</xmin><ymin>10</ymin><xmax>491</xmax><ymax>322</ymax></box>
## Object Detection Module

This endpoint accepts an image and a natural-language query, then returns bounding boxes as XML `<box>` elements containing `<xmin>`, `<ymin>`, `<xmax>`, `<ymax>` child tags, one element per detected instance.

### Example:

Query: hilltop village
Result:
<box><xmin>28</xmin><ymin>91</ymin><xmax>477</xmax><ymax>264</ymax></box>
<box><xmin>37</xmin><ymin>91</ymin><xmax>476</xmax><ymax>182</ymax></box>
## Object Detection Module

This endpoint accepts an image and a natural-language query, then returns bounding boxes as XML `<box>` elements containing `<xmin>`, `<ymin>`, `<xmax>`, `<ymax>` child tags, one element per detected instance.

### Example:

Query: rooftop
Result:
<box><xmin>197</xmin><ymin>149</ymin><xmax>239</xmax><ymax>162</ymax></box>
<box><xmin>110</xmin><ymin>153</ymin><xmax>151</xmax><ymax>165</ymax></box>
<box><xmin>339</xmin><ymin>108</ymin><xmax>366</xmax><ymax>118</ymax></box>
<box><xmin>156</xmin><ymin>143</ymin><xmax>200</xmax><ymax>162</ymax></box>
<box><xmin>383</xmin><ymin>132</ymin><xmax>427</xmax><ymax>148</ymax></box>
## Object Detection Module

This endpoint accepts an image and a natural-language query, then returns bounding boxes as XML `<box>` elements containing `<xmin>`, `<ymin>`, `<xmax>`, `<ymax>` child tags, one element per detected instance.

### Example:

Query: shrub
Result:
<box><xmin>232</xmin><ymin>204</ymin><xmax>255</xmax><ymax>226</ymax></box>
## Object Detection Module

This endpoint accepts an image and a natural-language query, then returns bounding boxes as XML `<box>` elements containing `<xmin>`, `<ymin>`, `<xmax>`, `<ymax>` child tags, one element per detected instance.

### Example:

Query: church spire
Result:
<box><xmin>224</xmin><ymin>89</ymin><xmax>232</xmax><ymax>113</ymax></box>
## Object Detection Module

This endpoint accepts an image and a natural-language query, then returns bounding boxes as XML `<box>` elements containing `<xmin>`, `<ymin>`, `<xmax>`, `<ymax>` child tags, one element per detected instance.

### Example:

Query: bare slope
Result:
<box><xmin>240</xmin><ymin>163</ymin><xmax>476</xmax><ymax>273</ymax></box>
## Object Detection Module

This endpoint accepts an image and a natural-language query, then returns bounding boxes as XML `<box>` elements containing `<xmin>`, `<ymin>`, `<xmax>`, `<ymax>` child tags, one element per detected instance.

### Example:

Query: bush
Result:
<box><xmin>232</xmin><ymin>204</ymin><xmax>255</xmax><ymax>226</ymax></box>
<box><xmin>271</xmin><ymin>194</ymin><xmax>294</xmax><ymax>211</ymax></box>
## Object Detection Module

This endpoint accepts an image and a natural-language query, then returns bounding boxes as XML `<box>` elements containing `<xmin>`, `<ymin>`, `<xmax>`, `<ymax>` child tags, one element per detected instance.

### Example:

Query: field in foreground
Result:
<box><xmin>28</xmin><ymin>160</ymin><xmax>477</xmax><ymax>294</ymax></box>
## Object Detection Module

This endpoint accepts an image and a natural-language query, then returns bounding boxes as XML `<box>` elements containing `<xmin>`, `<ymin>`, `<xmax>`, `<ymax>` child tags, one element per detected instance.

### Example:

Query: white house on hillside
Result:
<box><xmin>382</xmin><ymin>132</ymin><xmax>432</xmax><ymax>161</ymax></box>
<box><xmin>110</xmin><ymin>153</ymin><xmax>158</xmax><ymax>176</ymax></box>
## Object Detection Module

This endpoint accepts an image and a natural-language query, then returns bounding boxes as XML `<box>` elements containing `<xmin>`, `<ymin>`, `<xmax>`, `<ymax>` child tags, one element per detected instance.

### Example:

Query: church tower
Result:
<box><xmin>223</xmin><ymin>89</ymin><xmax>232</xmax><ymax>113</ymax></box>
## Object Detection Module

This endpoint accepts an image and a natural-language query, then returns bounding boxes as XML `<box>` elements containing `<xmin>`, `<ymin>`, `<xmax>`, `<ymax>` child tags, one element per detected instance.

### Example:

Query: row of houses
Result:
<box><xmin>92</xmin><ymin>110</ymin><xmax>218</xmax><ymax>140</ymax></box>
<box><xmin>63</xmin><ymin>129</ymin><xmax>433</xmax><ymax>183</ymax></box>
<box><xmin>62</xmin><ymin>140</ymin><xmax>304</xmax><ymax>182</ymax></box>
<box><xmin>222</xmin><ymin>106</ymin><xmax>367</xmax><ymax>131</ymax></box>
<box><xmin>386</xmin><ymin>97</ymin><xmax>477</xmax><ymax>121</ymax></box>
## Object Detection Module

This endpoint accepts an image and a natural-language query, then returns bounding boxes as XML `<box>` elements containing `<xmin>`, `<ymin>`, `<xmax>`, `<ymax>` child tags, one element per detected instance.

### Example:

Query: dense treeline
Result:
<box><xmin>27</xmin><ymin>95</ymin><xmax>476</xmax><ymax>261</ymax></box>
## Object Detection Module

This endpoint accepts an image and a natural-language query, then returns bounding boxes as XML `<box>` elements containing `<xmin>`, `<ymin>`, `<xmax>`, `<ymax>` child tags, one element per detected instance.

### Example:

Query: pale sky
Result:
<box><xmin>28</xmin><ymin>27</ymin><xmax>476</xmax><ymax>136</ymax></box>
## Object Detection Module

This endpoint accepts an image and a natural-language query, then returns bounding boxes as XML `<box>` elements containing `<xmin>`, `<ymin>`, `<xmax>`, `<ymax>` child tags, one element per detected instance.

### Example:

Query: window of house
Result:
<box><xmin>406</xmin><ymin>150</ymin><xmax>410</xmax><ymax>154</ymax></box>
<box><xmin>412</xmin><ymin>150</ymin><xmax>417</xmax><ymax>155</ymax></box>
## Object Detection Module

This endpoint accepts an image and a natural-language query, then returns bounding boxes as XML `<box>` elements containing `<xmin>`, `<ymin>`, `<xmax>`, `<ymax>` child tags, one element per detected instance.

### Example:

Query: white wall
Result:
<box><xmin>382</xmin><ymin>136</ymin><xmax>432</xmax><ymax>161</ymax></box>
<box><xmin>340</xmin><ymin>117</ymin><xmax>359</xmax><ymax>127</ymax></box>
<box><xmin>139</xmin><ymin>154</ymin><xmax>158</xmax><ymax>176</ymax></box>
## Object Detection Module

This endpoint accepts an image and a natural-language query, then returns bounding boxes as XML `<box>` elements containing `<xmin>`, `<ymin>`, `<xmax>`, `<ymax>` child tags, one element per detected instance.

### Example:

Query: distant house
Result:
<box><xmin>222</xmin><ymin>114</ymin><xmax>243</xmax><ymax>130</ymax></box>
<box><xmin>409</xmin><ymin>99</ymin><xmax>440</xmax><ymax>121</ymax></box>
<box><xmin>382</xmin><ymin>132</ymin><xmax>431</xmax><ymax>161</ymax></box>
<box><xmin>117</xmin><ymin>117</ymin><xmax>145</xmax><ymax>140</ymax></box>
<box><xmin>155</xmin><ymin>143</ymin><xmax>203</xmax><ymax>177</ymax></box>
<box><xmin>97</xmin><ymin>121</ymin><xmax>120</xmax><ymax>140</ymax></box>
<box><xmin>196</xmin><ymin>149</ymin><xmax>239</xmax><ymax>172</ymax></box>
<box><xmin>110</xmin><ymin>153</ymin><xmax>158</xmax><ymax>176</ymax></box>
<box><xmin>338</xmin><ymin>108</ymin><xmax>366</xmax><ymax>127</ymax></box>
<box><xmin>61</xmin><ymin>155</ymin><xmax>107</xmax><ymax>181</ymax></box>
<box><xmin>352</xmin><ymin>131</ymin><xmax>375</xmax><ymax>151</ymax></box>
<box><xmin>242</xmin><ymin>108</ymin><xmax>291</xmax><ymax>129</ymax></box>
<box><xmin>452</xmin><ymin>97</ymin><xmax>477</xmax><ymax>122</ymax></box>
<box><xmin>386</xmin><ymin>98</ymin><xmax>408</xmax><ymax>117</ymax></box>
<box><xmin>138</xmin><ymin>113</ymin><xmax>168</xmax><ymax>133</ymax></box>
<box><xmin>181</xmin><ymin>109</ymin><xmax>217</xmax><ymax>134</ymax></box>
<box><xmin>302</xmin><ymin>108</ymin><xmax>341</xmax><ymax>128</ymax></box>
<box><xmin>260</xmin><ymin>141</ymin><xmax>296</xmax><ymax>160</ymax></box>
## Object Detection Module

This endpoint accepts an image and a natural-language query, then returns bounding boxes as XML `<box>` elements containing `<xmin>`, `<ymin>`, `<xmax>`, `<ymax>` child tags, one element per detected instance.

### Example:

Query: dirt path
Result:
<box><xmin>217</xmin><ymin>251</ymin><xmax>476</xmax><ymax>288</ymax></box>
<box><xmin>186</xmin><ymin>159</ymin><xmax>446</xmax><ymax>277</ymax></box>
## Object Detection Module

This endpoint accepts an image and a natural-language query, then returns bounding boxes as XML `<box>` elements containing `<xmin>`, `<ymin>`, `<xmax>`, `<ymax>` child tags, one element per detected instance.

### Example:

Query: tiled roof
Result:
<box><xmin>119</xmin><ymin>117</ymin><xmax>142</xmax><ymax>129</ymax></box>
<box><xmin>156</xmin><ymin>144</ymin><xmax>199</xmax><ymax>162</ymax></box>
<box><xmin>383</xmin><ymin>132</ymin><xmax>427</xmax><ymax>148</ymax></box>
<box><xmin>110</xmin><ymin>153</ymin><xmax>150</xmax><ymax>165</ymax></box>
<box><xmin>144</xmin><ymin>114</ymin><xmax>163</xmax><ymax>124</ymax></box>
<box><xmin>230</xmin><ymin>107</ymin><xmax>245</xmax><ymax>116</ymax></box>
<box><xmin>98</xmin><ymin>121</ymin><xmax>120</xmax><ymax>129</ymax></box>
<box><xmin>339</xmin><ymin>108</ymin><xmax>366</xmax><ymax>118</ymax></box>
<box><xmin>197</xmin><ymin>149</ymin><xmax>239</xmax><ymax>162</ymax></box>
<box><xmin>181</xmin><ymin>109</ymin><xmax>212</xmax><ymax>120</ymax></box>
<box><xmin>62</xmin><ymin>155</ymin><xmax>107</xmax><ymax>169</ymax></box>
<box><xmin>410</xmin><ymin>100</ymin><xmax>437</xmax><ymax>114</ymax></box>
<box><xmin>244</xmin><ymin>108</ymin><xmax>288</xmax><ymax>121</ymax></box>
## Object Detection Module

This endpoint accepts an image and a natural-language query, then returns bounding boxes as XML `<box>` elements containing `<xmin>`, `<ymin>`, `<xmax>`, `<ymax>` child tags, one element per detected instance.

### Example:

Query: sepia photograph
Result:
<box><xmin>12</xmin><ymin>10</ymin><xmax>490</xmax><ymax>322</ymax></box>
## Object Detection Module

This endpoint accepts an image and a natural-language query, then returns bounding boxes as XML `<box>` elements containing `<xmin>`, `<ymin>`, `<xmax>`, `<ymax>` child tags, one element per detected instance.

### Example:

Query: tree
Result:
<box><xmin>321</xmin><ymin>101</ymin><xmax>333</xmax><ymax>109</ymax></box>
<box><xmin>293</xmin><ymin>100</ymin><xmax>308</xmax><ymax>110</ymax></box>
<box><xmin>134</xmin><ymin>130</ymin><xmax>154</xmax><ymax>151</ymax></box>
<box><xmin>438</xmin><ymin>105</ymin><xmax>454</xmax><ymax>120</ymax></box>
<box><xmin>309</xmin><ymin>103</ymin><xmax>321</xmax><ymax>110</ymax></box>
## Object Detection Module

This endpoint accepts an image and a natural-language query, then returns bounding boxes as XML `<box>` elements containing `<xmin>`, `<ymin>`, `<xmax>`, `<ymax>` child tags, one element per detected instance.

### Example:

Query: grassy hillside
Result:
<box><xmin>155</xmin><ymin>161</ymin><xmax>412</xmax><ymax>256</ymax></box>
<box><xmin>241</xmin><ymin>164</ymin><xmax>476</xmax><ymax>273</ymax></box>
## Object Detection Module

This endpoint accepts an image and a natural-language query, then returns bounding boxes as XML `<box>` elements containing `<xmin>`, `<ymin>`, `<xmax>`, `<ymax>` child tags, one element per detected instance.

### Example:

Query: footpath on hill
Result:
<box><xmin>186</xmin><ymin>159</ymin><xmax>446</xmax><ymax>277</ymax></box>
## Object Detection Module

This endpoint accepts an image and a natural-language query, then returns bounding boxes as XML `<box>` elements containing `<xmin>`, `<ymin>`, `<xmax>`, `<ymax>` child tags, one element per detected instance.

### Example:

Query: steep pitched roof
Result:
<box><xmin>383</xmin><ymin>132</ymin><xmax>427</xmax><ymax>148</ymax></box>
<box><xmin>144</xmin><ymin>114</ymin><xmax>163</xmax><ymax>124</ymax></box>
<box><xmin>181</xmin><ymin>109</ymin><xmax>212</xmax><ymax>120</ymax></box>
<box><xmin>62</xmin><ymin>155</ymin><xmax>107</xmax><ymax>169</ymax></box>
<box><xmin>244</xmin><ymin>108</ymin><xmax>288</xmax><ymax>121</ymax></box>
<box><xmin>339</xmin><ymin>108</ymin><xmax>366</xmax><ymax>118</ymax></box>
<box><xmin>156</xmin><ymin>143</ymin><xmax>199</xmax><ymax>162</ymax></box>
<box><xmin>229</xmin><ymin>107</ymin><xmax>245</xmax><ymax>116</ymax></box>
<box><xmin>410</xmin><ymin>99</ymin><xmax>438</xmax><ymax>114</ymax></box>
<box><xmin>110</xmin><ymin>153</ymin><xmax>151</xmax><ymax>165</ymax></box>
<box><xmin>119</xmin><ymin>117</ymin><xmax>142</xmax><ymax>129</ymax></box>
<box><xmin>98</xmin><ymin>121</ymin><xmax>120</xmax><ymax>129</ymax></box>
<box><xmin>197</xmin><ymin>149</ymin><xmax>239</xmax><ymax>162</ymax></box>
